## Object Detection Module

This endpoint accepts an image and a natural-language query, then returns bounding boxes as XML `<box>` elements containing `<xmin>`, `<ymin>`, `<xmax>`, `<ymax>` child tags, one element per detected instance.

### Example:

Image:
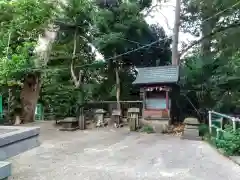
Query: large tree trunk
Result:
<box><xmin>20</xmin><ymin>73</ymin><xmax>41</xmax><ymax>123</ymax></box>
<box><xmin>171</xmin><ymin>0</ymin><xmax>181</xmax><ymax>65</ymax></box>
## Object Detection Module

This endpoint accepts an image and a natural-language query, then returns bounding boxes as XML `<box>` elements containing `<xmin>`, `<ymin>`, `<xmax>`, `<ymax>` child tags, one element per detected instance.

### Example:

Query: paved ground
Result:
<box><xmin>9</xmin><ymin>121</ymin><xmax>240</xmax><ymax>180</ymax></box>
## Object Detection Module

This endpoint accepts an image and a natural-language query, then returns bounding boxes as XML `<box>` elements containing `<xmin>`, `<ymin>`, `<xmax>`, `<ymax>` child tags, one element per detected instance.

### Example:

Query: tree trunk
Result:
<box><xmin>7</xmin><ymin>88</ymin><xmax>12</xmax><ymax>122</ymax></box>
<box><xmin>115</xmin><ymin>66</ymin><xmax>121</xmax><ymax>111</ymax></box>
<box><xmin>20</xmin><ymin>73</ymin><xmax>41</xmax><ymax>123</ymax></box>
<box><xmin>171</xmin><ymin>0</ymin><xmax>181</xmax><ymax>65</ymax></box>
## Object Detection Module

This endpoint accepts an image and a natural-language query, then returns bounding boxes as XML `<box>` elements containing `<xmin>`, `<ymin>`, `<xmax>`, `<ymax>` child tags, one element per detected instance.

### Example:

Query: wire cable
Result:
<box><xmin>3</xmin><ymin>1</ymin><xmax>240</xmax><ymax>73</ymax></box>
<box><xmin>201</xmin><ymin>1</ymin><xmax>240</xmax><ymax>23</ymax></box>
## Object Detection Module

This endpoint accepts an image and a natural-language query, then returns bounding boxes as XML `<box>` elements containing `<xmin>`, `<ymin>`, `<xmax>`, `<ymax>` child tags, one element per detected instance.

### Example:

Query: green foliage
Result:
<box><xmin>41</xmin><ymin>0</ymin><xmax>104</xmax><ymax>117</ymax></box>
<box><xmin>0</xmin><ymin>0</ymin><xmax>172</xmax><ymax>120</ymax></box>
<box><xmin>140</xmin><ymin>125</ymin><xmax>155</xmax><ymax>134</ymax></box>
<box><xmin>0</xmin><ymin>0</ymin><xmax>55</xmax><ymax>77</ymax></box>
<box><xmin>215</xmin><ymin>125</ymin><xmax>240</xmax><ymax>156</ymax></box>
<box><xmin>199</xmin><ymin>124</ymin><xmax>209</xmax><ymax>136</ymax></box>
<box><xmin>0</xmin><ymin>0</ymin><xmax>55</xmax><ymax>121</ymax></box>
<box><xmin>180</xmin><ymin>51</ymin><xmax>240</xmax><ymax>114</ymax></box>
<box><xmin>95</xmin><ymin>1</ymin><xmax>147</xmax><ymax>57</ymax></box>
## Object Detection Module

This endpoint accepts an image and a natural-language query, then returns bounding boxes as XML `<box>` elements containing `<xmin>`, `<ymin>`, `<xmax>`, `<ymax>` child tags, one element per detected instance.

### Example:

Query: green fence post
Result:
<box><xmin>35</xmin><ymin>103</ymin><xmax>44</xmax><ymax>121</ymax></box>
<box><xmin>0</xmin><ymin>95</ymin><xmax>3</xmax><ymax>122</ymax></box>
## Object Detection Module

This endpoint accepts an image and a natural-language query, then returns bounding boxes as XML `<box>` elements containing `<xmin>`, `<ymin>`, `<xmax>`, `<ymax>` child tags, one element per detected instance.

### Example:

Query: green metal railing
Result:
<box><xmin>0</xmin><ymin>95</ymin><xmax>3</xmax><ymax>123</ymax></box>
<box><xmin>208</xmin><ymin>110</ymin><xmax>240</xmax><ymax>139</ymax></box>
<box><xmin>35</xmin><ymin>103</ymin><xmax>44</xmax><ymax>121</ymax></box>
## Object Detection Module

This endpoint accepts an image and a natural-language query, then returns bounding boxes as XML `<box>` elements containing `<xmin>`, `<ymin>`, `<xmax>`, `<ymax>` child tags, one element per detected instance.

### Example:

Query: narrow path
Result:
<box><xmin>9</xmin><ymin>121</ymin><xmax>240</xmax><ymax>180</ymax></box>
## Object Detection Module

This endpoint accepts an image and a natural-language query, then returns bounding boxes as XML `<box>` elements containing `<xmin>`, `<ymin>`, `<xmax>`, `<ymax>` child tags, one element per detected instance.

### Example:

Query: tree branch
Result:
<box><xmin>179</xmin><ymin>22</ymin><xmax>240</xmax><ymax>58</ymax></box>
<box><xmin>143</xmin><ymin>4</ymin><xmax>160</xmax><ymax>17</ymax></box>
<box><xmin>71</xmin><ymin>29</ymin><xmax>80</xmax><ymax>88</ymax></box>
<box><xmin>159</xmin><ymin>11</ymin><xmax>173</xmax><ymax>31</ymax></box>
<box><xmin>6</xmin><ymin>32</ymin><xmax>11</xmax><ymax>58</ymax></box>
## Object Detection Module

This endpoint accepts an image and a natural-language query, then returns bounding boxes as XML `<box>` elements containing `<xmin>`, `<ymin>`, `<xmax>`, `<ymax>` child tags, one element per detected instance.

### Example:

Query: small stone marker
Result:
<box><xmin>182</xmin><ymin>117</ymin><xmax>202</xmax><ymax>141</ymax></box>
<box><xmin>78</xmin><ymin>109</ymin><xmax>85</xmax><ymax>130</ymax></box>
<box><xmin>95</xmin><ymin>109</ymin><xmax>106</xmax><ymax>127</ymax></box>
<box><xmin>128</xmin><ymin>108</ymin><xmax>140</xmax><ymax>131</ymax></box>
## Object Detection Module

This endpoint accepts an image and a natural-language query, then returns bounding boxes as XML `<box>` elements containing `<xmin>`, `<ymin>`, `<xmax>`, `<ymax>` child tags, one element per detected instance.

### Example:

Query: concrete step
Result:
<box><xmin>184</xmin><ymin>125</ymin><xmax>199</xmax><ymax>129</ymax></box>
<box><xmin>0</xmin><ymin>161</ymin><xmax>11</xmax><ymax>180</ymax></box>
<box><xmin>0</xmin><ymin>126</ymin><xmax>40</xmax><ymax>161</ymax></box>
<box><xmin>181</xmin><ymin>135</ymin><xmax>202</xmax><ymax>141</ymax></box>
<box><xmin>182</xmin><ymin>128</ymin><xmax>201</xmax><ymax>141</ymax></box>
<box><xmin>183</xmin><ymin>129</ymin><xmax>199</xmax><ymax>136</ymax></box>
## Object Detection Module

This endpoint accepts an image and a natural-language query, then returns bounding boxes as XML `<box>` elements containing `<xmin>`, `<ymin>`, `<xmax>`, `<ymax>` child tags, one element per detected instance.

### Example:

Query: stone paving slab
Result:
<box><xmin>8</xmin><ymin>121</ymin><xmax>240</xmax><ymax>180</ymax></box>
<box><xmin>0</xmin><ymin>161</ymin><xmax>11</xmax><ymax>180</ymax></box>
<box><xmin>0</xmin><ymin>129</ymin><xmax>16</xmax><ymax>135</ymax></box>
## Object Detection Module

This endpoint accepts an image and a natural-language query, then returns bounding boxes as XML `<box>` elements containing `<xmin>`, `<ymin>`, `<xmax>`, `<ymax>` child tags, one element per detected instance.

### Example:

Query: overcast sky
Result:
<box><xmin>145</xmin><ymin>0</ymin><xmax>196</xmax><ymax>45</ymax></box>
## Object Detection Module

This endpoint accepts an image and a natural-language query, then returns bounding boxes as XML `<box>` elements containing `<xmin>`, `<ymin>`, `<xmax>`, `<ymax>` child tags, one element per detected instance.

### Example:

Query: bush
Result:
<box><xmin>140</xmin><ymin>125</ymin><xmax>155</xmax><ymax>134</ymax></box>
<box><xmin>199</xmin><ymin>124</ymin><xmax>209</xmax><ymax>136</ymax></box>
<box><xmin>215</xmin><ymin>125</ymin><xmax>240</xmax><ymax>156</ymax></box>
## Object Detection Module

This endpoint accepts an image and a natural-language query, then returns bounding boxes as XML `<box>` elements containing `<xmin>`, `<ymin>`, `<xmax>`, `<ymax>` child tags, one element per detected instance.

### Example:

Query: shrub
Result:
<box><xmin>215</xmin><ymin>125</ymin><xmax>240</xmax><ymax>156</ymax></box>
<box><xmin>199</xmin><ymin>124</ymin><xmax>209</xmax><ymax>136</ymax></box>
<box><xmin>140</xmin><ymin>125</ymin><xmax>155</xmax><ymax>134</ymax></box>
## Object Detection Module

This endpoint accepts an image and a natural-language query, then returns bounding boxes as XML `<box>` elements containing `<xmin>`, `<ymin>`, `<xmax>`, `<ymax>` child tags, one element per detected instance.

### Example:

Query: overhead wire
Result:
<box><xmin>56</xmin><ymin>0</ymin><xmax>240</xmax><ymax>70</ymax></box>
<box><xmin>201</xmin><ymin>0</ymin><xmax>240</xmax><ymax>23</ymax></box>
<box><xmin>4</xmin><ymin>0</ymin><xmax>240</xmax><ymax>73</ymax></box>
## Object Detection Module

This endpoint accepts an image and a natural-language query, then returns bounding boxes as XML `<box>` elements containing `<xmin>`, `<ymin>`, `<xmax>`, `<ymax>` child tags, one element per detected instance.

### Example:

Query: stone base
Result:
<box><xmin>0</xmin><ymin>126</ymin><xmax>40</xmax><ymax>161</ymax></box>
<box><xmin>181</xmin><ymin>134</ymin><xmax>202</xmax><ymax>141</ymax></box>
<box><xmin>0</xmin><ymin>126</ymin><xmax>40</xmax><ymax>180</ymax></box>
<box><xmin>0</xmin><ymin>161</ymin><xmax>11</xmax><ymax>180</ymax></box>
<box><xmin>59</xmin><ymin>118</ymin><xmax>79</xmax><ymax>131</ymax></box>
<box><xmin>0</xmin><ymin>136</ymin><xmax>39</xmax><ymax>161</ymax></box>
<box><xmin>140</xmin><ymin>119</ymin><xmax>169</xmax><ymax>133</ymax></box>
<box><xmin>59</xmin><ymin>127</ymin><xmax>79</xmax><ymax>131</ymax></box>
<box><xmin>182</xmin><ymin>125</ymin><xmax>201</xmax><ymax>141</ymax></box>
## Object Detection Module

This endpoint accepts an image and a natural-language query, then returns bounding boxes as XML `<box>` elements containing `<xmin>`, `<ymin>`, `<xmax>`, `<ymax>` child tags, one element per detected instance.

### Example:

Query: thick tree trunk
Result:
<box><xmin>20</xmin><ymin>73</ymin><xmax>41</xmax><ymax>123</ymax></box>
<box><xmin>171</xmin><ymin>0</ymin><xmax>181</xmax><ymax>65</ymax></box>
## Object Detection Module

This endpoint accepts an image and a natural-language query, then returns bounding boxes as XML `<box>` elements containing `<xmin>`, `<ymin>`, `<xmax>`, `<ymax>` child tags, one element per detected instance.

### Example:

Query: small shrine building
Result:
<box><xmin>133</xmin><ymin>65</ymin><xmax>180</xmax><ymax>123</ymax></box>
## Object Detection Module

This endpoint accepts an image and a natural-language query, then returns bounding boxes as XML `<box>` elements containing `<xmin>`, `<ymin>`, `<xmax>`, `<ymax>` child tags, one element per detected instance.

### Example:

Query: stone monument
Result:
<box><xmin>128</xmin><ymin>108</ymin><xmax>140</xmax><ymax>131</ymax></box>
<box><xmin>112</xmin><ymin>109</ymin><xmax>122</xmax><ymax>128</ymax></box>
<box><xmin>182</xmin><ymin>117</ymin><xmax>202</xmax><ymax>141</ymax></box>
<box><xmin>95</xmin><ymin>109</ymin><xmax>106</xmax><ymax>127</ymax></box>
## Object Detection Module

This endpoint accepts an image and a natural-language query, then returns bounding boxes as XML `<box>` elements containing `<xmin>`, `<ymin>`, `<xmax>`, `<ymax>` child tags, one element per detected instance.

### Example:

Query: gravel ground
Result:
<box><xmin>9</xmin><ymin>121</ymin><xmax>240</xmax><ymax>180</ymax></box>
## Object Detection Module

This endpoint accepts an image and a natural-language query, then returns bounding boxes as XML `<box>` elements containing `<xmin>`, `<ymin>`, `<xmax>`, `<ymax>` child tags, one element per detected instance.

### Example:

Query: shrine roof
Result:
<box><xmin>133</xmin><ymin>65</ymin><xmax>179</xmax><ymax>85</ymax></box>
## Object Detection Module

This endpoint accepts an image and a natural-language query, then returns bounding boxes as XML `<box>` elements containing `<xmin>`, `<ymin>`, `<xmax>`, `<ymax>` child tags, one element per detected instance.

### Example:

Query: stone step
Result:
<box><xmin>0</xmin><ymin>161</ymin><xmax>11</xmax><ymax>180</ymax></box>
<box><xmin>181</xmin><ymin>135</ymin><xmax>202</xmax><ymax>141</ymax></box>
<box><xmin>183</xmin><ymin>129</ymin><xmax>199</xmax><ymax>135</ymax></box>
<box><xmin>184</xmin><ymin>125</ymin><xmax>199</xmax><ymax>129</ymax></box>
<box><xmin>182</xmin><ymin>128</ymin><xmax>201</xmax><ymax>141</ymax></box>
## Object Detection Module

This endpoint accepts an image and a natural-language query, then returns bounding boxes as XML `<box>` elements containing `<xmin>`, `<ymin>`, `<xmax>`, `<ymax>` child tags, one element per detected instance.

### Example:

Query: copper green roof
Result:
<box><xmin>133</xmin><ymin>65</ymin><xmax>179</xmax><ymax>85</ymax></box>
